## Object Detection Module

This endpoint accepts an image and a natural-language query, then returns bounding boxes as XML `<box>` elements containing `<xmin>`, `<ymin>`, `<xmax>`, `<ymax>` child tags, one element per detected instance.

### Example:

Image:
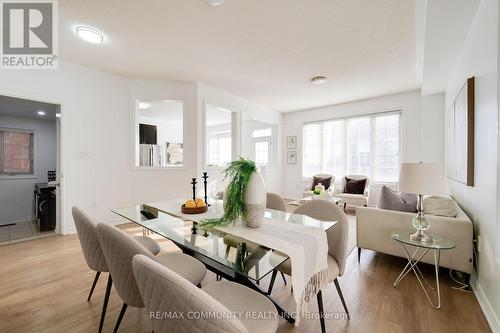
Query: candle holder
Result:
<box><xmin>191</xmin><ymin>178</ymin><xmax>197</xmax><ymax>201</ymax></box>
<box><xmin>202</xmin><ymin>172</ymin><xmax>209</xmax><ymax>206</ymax></box>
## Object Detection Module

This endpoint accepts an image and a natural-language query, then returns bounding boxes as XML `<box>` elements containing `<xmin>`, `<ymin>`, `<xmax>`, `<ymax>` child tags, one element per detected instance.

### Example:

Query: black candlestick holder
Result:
<box><xmin>202</xmin><ymin>172</ymin><xmax>209</xmax><ymax>205</ymax></box>
<box><xmin>191</xmin><ymin>178</ymin><xmax>197</xmax><ymax>201</ymax></box>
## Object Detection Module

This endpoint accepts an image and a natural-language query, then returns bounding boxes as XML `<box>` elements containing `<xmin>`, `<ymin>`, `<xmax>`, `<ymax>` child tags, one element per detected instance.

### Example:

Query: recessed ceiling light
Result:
<box><xmin>204</xmin><ymin>0</ymin><xmax>225</xmax><ymax>6</ymax></box>
<box><xmin>75</xmin><ymin>26</ymin><xmax>104</xmax><ymax>44</ymax></box>
<box><xmin>311</xmin><ymin>76</ymin><xmax>327</xmax><ymax>85</ymax></box>
<box><xmin>37</xmin><ymin>111</ymin><xmax>46</xmax><ymax>116</ymax></box>
<box><xmin>55</xmin><ymin>113</ymin><xmax>61</xmax><ymax>118</ymax></box>
<box><xmin>139</xmin><ymin>102</ymin><xmax>151</xmax><ymax>109</ymax></box>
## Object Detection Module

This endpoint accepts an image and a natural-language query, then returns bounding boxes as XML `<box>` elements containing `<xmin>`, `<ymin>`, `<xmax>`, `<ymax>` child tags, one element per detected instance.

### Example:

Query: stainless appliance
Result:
<box><xmin>139</xmin><ymin>144</ymin><xmax>163</xmax><ymax>167</ymax></box>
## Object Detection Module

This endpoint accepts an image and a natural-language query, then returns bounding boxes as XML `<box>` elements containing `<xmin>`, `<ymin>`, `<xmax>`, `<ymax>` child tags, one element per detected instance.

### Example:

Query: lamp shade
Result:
<box><xmin>398</xmin><ymin>162</ymin><xmax>444</xmax><ymax>195</ymax></box>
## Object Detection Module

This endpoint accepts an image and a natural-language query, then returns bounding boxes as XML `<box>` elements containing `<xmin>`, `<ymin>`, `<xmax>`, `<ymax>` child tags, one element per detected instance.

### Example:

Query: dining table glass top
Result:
<box><xmin>112</xmin><ymin>200</ymin><xmax>336</xmax><ymax>282</ymax></box>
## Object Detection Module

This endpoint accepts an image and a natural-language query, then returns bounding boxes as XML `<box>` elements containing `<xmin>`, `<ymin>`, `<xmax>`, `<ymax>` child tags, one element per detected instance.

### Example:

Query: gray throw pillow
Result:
<box><xmin>377</xmin><ymin>186</ymin><xmax>418</xmax><ymax>213</ymax></box>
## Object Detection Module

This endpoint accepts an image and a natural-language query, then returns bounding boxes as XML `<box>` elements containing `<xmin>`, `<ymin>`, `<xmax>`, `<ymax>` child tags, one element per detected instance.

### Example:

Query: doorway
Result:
<box><xmin>0</xmin><ymin>95</ymin><xmax>61</xmax><ymax>244</ymax></box>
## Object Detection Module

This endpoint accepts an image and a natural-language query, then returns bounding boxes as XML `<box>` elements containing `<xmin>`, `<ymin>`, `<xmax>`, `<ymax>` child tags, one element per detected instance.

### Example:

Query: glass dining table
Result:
<box><xmin>112</xmin><ymin>199</ymin><xmax>337</xmax><ymax>323</ymax></box>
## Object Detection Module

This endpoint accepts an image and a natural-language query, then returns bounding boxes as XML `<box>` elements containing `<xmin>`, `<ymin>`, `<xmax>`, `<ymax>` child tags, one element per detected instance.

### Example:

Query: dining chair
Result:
<box><xmin>96</xmin><ymin>223</ymin><xmax>207</xmax><ymax>333</ymax></box>
<box><xmin>132</xmin><ymin>254</ymin><xmax>279</xmax><ymax>333</ymax></box>
<box><xmin>267</xmin><ymin>200</ymin><xmax>349</xmax><ymax>333</ymax></box>
<box><xmin>266</xmin><ymin>192</ymin><xmax>287</xmax><ymax>212</ymax></box>
<box><xmin>71</xmin><ymin>207</ymin><xmax>161</xmax><ymax>333</ymax></box>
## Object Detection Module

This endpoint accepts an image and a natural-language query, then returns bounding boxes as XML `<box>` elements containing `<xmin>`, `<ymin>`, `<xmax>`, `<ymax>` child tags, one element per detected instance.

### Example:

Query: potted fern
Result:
<box><xmin>201</xmin><ymin>158</ymin><xmax>266</xmax><ymax>228</ymax></box>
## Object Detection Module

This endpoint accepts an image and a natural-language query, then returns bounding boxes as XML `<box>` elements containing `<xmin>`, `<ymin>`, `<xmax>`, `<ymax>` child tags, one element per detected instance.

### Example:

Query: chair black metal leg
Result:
<box><xmin>267</xmin><ymin>270</ymin><xmax>278</xmax><ymax>295</ymax></box>
<box><xmin>334</xmin><ymin>278</ymin><xmax>350</xmax><ymax>319</ymax></box>
<box><xmin>113</xmin><ymin>303</ymin><xmax>128</xmax><ymax>333</ymax></box>
<box><xmin>280</xmin><ymin>272</ymin><xmax>287</xmax><ymax>285</ymax></box>
<box><xmin>358</xmin><ymin>248</ymin><xmax>362</xmax><ymax>263</ymax></box>
<box><xmin>98</xmin><ymin>275</ymin><xmax>113</xmax><ymax>333</ymax></box>
<box><xmin>317</xmin><ymin>290</ymin><xmax>326</xmax><ymax>333</ymax></box>
<box><xmin>197</xmin><ymin>283</ymin><xmax>202</xmax><ymax>288</ymax></box>
<box><xmin>87</xmin><ymin>271</ymin><xmax>101</xmax><ymax>301</ymax></box>
<box><xmin>343</xmin><ymin>202</ymin><xmax>347</xmax><ymax>210</ymax></box>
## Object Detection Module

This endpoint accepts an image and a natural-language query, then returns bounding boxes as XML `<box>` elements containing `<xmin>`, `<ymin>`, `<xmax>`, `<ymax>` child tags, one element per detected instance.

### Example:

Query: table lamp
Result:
<box><xmin>398</xmin><ymin>162</ymin><xmax>444</xmax><ymax>242</ymax></box>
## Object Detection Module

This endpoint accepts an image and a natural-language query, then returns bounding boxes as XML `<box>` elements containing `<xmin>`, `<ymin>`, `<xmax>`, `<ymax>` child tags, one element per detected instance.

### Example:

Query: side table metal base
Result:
<box><xmin>393</xmin><ymin>243</ymin><xmax>442</xmax><ymax>309</ymax></box>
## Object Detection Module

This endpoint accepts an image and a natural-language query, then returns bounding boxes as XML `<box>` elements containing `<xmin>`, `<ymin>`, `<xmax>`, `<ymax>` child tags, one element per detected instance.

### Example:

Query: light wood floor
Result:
<box><xmin>0</xmin><ymin>223</ymin><xmax>490</xmax><ymax>333</ymax></box>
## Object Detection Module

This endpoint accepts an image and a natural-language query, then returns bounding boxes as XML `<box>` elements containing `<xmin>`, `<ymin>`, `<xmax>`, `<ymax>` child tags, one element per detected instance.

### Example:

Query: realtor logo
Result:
<box><xmin>1</xmin><ymin>0</ymin><xmax>58</xmax><ymax>69</ymax></box>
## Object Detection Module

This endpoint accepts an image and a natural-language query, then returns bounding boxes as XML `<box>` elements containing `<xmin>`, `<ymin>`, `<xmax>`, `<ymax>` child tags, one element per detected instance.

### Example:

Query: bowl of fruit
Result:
<box><xmin>181</xmin><ymin>198</ymin><xmax>208</xmax><ymax>214</ymax></box>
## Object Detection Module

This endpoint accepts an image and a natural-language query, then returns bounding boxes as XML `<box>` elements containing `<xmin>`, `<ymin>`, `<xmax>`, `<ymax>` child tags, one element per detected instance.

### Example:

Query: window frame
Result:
<box><xmin>301</xmin><ymin>110</ymin><xmax>402</xmax><ymax>182</ymax></box>
<box><xmin>0</xmin><ymin>127</ymin><xmax>36</xmax><ymax>179</ymax></box>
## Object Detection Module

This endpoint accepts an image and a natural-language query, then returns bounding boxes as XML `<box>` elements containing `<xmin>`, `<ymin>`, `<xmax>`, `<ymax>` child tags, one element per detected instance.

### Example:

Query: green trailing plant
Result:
<box><xmin>201</xmin><ymin>158</ymin><xmax>256</xmax><ymax>227</ymax></box>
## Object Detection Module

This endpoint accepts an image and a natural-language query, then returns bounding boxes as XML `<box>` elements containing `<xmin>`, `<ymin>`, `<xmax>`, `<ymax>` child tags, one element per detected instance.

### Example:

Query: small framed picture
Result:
<box><xmin>287</xmin><ymin>151</ymin><xmax>297</xmax><ymax>164</ymax></box>
<box><xmin>287</xmin><ymin>136</ymin><xmax>297</xmax><ymax>149</ymax></box>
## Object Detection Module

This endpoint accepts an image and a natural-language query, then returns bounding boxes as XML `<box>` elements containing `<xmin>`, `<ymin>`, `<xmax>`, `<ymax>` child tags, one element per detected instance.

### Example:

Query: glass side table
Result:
<box><xmin>391</xmin><ymin>230</ymin><xmax>456</xmax><ymax>309</ymax></box>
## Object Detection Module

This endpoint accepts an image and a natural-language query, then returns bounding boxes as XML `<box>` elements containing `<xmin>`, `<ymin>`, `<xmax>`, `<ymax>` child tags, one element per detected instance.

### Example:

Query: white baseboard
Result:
<box><xmin>473</xmin><ymin>280</ymin><xmax>500</xmax><ymax>333</ymax></box>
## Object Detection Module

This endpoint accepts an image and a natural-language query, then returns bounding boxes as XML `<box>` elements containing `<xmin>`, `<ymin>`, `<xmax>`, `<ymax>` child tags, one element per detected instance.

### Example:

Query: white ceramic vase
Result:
<box><xmin>244</xmin><ymin>171</ymin><xmax>266</xmax><ymax>228</ymax></box>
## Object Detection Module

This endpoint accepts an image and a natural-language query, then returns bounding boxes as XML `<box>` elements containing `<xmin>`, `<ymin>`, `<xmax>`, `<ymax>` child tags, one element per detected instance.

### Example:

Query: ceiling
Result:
<box><xmin>59</xmin><ymin>0</ymin><xmax>419</xmax><ymax>112</ymax></box>
<box><xmin>0</xmin><ymin>95</ymin><xmax>60</xmax><ymax>121</ymax></box>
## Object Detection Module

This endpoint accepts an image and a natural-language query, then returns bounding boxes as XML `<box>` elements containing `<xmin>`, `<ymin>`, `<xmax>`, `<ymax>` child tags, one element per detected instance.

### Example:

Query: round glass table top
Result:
<box><xmin>391</xmin><ymin>230</ymin><xmax>456</xmax><ymax>250</ymax></box>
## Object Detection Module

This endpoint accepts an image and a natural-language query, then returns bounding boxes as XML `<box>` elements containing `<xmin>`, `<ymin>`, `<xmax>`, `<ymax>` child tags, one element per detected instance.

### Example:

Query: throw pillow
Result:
<box><xmin>377</xmin><ymin>186</ymin><xmax>418</xmax><ymax>213</ymax></box>
<box><xmin>344</xmin><ymin>177</ymin><xmax>367</xmax><ymax>194</ymax></box>
<box><xmin>311</xmin><ymin>176</ymin><xmax>332</xmax><ymax>191</ymax></box>
<box><xmin>423</xmin><ymin>196</ymin><xmax>457</xmax><ymax>217</ymax></box>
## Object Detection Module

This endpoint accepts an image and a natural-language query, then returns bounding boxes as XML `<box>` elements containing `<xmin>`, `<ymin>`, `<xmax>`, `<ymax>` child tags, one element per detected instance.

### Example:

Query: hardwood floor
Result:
<box><xmin>0</xmin><ymin>223</ymin><xmax>490</xmax><ymax>333</ymax></box>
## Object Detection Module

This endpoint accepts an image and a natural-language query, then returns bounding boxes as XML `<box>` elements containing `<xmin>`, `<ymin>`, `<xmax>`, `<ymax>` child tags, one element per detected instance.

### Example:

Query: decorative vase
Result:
<box><xmin>243</xmin><ymin>171</ymin><xmax>266</xmax><ymax>228</ymax></box>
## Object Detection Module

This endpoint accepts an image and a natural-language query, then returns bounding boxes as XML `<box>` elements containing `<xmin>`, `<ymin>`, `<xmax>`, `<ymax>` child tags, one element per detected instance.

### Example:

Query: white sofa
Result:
<box><xmin>356</xmin><ymin>198</ymin><xmax>473</xmax><ymax>274</ymax></box>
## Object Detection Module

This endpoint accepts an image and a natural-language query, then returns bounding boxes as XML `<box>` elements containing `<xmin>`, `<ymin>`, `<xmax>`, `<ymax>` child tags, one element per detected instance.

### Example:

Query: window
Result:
<box><xmin>252</xmin><ymin>128</ymin><xmax>272</xmax><ymax>166</ymax></box>
<box><xmin>0</xmin><ymin>128</ymin><xmax>34</xmax><ymax>175</ymax></box>
<box><xmin>302</xmin><ymin>112</ymin><xmax>401</xmax><ymax>182</ymax></box>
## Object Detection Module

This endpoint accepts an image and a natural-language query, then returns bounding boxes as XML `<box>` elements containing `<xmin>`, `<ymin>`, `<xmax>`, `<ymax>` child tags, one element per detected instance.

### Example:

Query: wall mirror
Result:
<box><xmin>205</xmin><ymin>104</ymin><xmax>238</xmax><ymax>168</ymax></box>
<box><xmin>135</xmin><ymin>99</ymin><xmax>183</xmax><ymax>168</ymax></box>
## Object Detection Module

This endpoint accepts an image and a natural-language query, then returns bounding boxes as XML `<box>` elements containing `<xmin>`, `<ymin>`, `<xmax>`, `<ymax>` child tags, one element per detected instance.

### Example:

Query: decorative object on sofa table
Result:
<box><xmin>398</xmin><ymin>162</ymin><xmax>444</xmax><ymax>242</ymax></box>
<box><xmin>201</xmin><ymin>158</ymin><xmax>265</xmax><ymax>228</ymax></box>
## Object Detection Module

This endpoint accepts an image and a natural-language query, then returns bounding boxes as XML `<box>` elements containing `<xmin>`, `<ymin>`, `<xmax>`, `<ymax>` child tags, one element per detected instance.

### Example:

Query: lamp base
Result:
<box><xmin>410</xmin><ymin>229</ymin><xmax>433</xmax><ymax>242</ymax></box>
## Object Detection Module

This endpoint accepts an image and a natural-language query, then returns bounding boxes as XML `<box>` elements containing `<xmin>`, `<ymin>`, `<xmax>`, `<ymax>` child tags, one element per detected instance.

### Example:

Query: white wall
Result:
<box><xmin>444</xmin><ymin>0</ymin><xmax>500</xmax><ymax>330</ymax></box>
<box><xmin>0</xmin><ymin>62</ymin><xmax>282</xmax><ymax>234</ymax></box>
<box><xmin>196</xmin><ymin>83</ymin><xmax>283</xmax><ymax>195</ymax></box>
<box><xmin>0</xmin><ymin>116</ymin><xmax>56</xmax><ymax>225</ymax></box>
<box><xmin>282</xmin><ymin>90</ymin><xmax>445</xmax><ymax>199</ymax></box>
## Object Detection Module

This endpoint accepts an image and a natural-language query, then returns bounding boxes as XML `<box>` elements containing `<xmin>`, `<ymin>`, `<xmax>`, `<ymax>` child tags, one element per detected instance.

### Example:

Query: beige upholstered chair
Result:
<box><xmin>335</xmin><ymin>175</ymin><xmax>369</xmax><ymax>209</ymax></box>
<box><xmin>71</xmin><ymin>207</ymin><xmax>161</xmax><ymax>333</ymax></box>
<box><xmin>132</xmin><ymin>254</ymin><xmax>279</xmax><ymax>333</ymax></box>
<box><xmin>303</xmin><ymin>174</ymin><xmax>335</xmax><ymax>198</ymax></box>
<box><xmin>96</xmin><ymin>223</ymin><xmax>207</xmax><ymax>333</ymax></box>
<box><xmin>268</xmin><ymin>200</ymin><xmax>349</xmax><ymax>332</ymax></box>
<box><xmin>266</xmin><ymin>192</ymin><xmax>287</xmax><ymax>212</ymax></box>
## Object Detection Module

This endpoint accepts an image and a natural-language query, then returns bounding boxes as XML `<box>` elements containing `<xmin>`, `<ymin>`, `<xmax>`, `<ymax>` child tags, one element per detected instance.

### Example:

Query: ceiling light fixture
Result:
<box><xmin>75</xmin><ymin>26</ymin><xmax>104</xmax><ymax>44</ymax></box>
<box><xmin>311</xmin><ymin>76</ymin><xmax>327</xmax><ymax>85</ymax></box>
<box><xmin>37</xmin><ymin>111</ymin><xmax>46</xmax><ymax>116</ymax></box>
<box><xmin>55</xmin><ymin>113</ymin><xmax>61</xmax><ymax>118</ymax></box>
<box><xmin>139</xmin><ymin>102</ymin><xmax>151</xmax><ymax>109</ymax></box>
<box><xmin>204</xmin><ymin>0</ymin><xmax>225</xmax><ymax>6</ymax></box>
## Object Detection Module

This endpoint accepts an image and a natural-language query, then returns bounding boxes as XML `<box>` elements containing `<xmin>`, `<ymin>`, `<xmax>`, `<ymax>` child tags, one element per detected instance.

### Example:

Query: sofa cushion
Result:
<box><xmin>344</xmin><ymin>177</ymin><xmax>366</xmax><ymax>194</ymax></box>
<box><xmin>377</xmin><ymin>186</ymin><xmax>417</xmax><ymax>213</ymax></box>
<box><xmin>423</xmin><ymin>196</ymin><xmax>457</xmax><ymax>217</ymax></box>
<box><xmin>312</xmin><ymin>176</ymin><xmax>332</xmax><ymax>190</ymax></box>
